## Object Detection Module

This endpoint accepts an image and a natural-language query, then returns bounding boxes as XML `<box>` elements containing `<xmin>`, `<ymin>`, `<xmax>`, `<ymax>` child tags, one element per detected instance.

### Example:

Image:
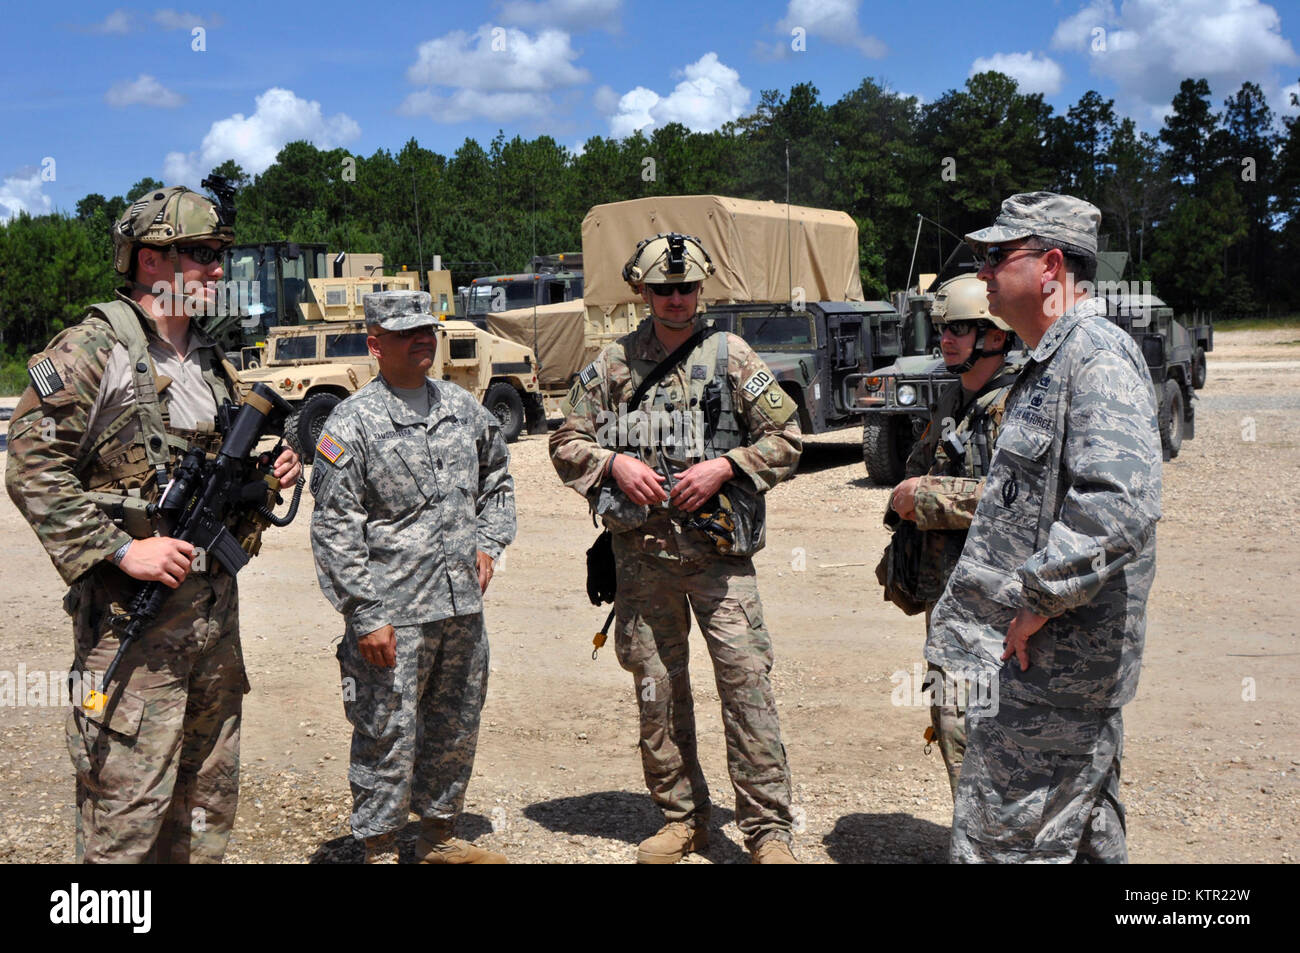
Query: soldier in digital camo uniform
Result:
<box><xmin>927</xmin><ymin>192</ymin><xmax>1162</xmax><ymax>863</ymax></box>
<box><xmin>4</xmin><ymin>185</ymin><xmax>301</xmax><ymax>862</ymax></box>
<box><xmin>886</xmin><ymin>273</ymin><xmax>1025</xmax><ymax>799</ymax></box>
<box><xmin>309</xmin><ymin>290</ymin><xmax>516</xmax><ymax>864</ymax></box>
<box><xmin>549</xmin><ymin>233</ymin><xmax>803</xmax><ymax>864</ymax></box>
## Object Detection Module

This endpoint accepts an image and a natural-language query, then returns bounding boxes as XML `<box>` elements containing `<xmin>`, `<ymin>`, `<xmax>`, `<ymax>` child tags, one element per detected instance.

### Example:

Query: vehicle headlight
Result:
<box><xmin>897</xmin><ymin>384</ymin><xmax>917</xmax><ymax>406</ymax></box>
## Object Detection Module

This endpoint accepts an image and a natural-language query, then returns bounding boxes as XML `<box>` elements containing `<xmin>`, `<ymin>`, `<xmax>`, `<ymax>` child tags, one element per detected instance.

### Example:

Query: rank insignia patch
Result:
<box><xmin>28</xmin><ymin>358</ymin><xmax>65</xmax><ymax>399</ymax></box>
<box><xmin>316</xmin><ymin>433</ymin><xmax>346</xmax><ymax>464</ymax></box>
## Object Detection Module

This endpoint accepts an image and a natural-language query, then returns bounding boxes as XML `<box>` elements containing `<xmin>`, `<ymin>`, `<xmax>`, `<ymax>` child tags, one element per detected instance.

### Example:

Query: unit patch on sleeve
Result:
<box><xmin>742</xmin><ymin>369</ymin><xmax>775</xmax><ymax>399</ymax></box>
<box><xmin>28</xmin><ymin>358</ymin><xmax>65</xmax><ymax>399</ymax></box>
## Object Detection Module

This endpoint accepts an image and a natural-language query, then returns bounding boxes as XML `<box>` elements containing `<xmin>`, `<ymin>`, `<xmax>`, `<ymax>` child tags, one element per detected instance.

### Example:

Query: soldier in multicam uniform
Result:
<box><xmin>4</xmin><ymin>185</ymin><xmax>301</xmax><ymax>862</ymax></box>
<box><xmin>886</xmin><ymin>273</ymin><xmax>1024</xmax><ymax>799</ymax></box>
<box><xmin>549</xmin><ymin>233</ymin><xmax>802</xmax><ymax>864</ymax></box>
<box><xmin>309</xmin><ymin>290</ymin><xmax>516</xmax><ymax>865</ymax></box>
<box><xmin>927</xmin><ymin>192</ymin><xmax>1162</xmax><ymax>863</ymax></box>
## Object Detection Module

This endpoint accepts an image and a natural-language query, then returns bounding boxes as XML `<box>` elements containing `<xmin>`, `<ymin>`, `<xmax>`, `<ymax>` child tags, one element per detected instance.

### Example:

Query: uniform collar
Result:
<box><xmin>377</xmin><ymin>374</ymin><xmax>441</xmax><ymax>425</ymax></box>
<box><xmin>117</xmin><ymin>289</ymin><xmax>215</xmax><ymax>354</ymax></box>
<box><xmin>629</xmin><ymin>315</ymin><xmax>710</xmax><ymax>362</ymax></box>
<box><xmin>1029</xmin><ymin>296</ymin><xmax>1106</xmax><ymax>363</ymax></box>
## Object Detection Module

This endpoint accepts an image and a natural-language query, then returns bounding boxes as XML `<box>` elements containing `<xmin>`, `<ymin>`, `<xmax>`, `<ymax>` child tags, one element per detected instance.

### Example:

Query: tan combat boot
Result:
<box><xmin>751</xmin><ymin>837</ymin><xmax>799</xmax><ymax>864</ymax></box>
<box><xmin>636</xmin><ymin>821</ymin><xmax>709</xmax><ymax>864</ymax></box>
<box><xmin>416</xmin><ymin>818</ymin><xmax>508</xmax><ymax>864</ymax></box>
<box><xmin>364</xmin><ymin>832</ymin><xmax>399</xmax><ymax>864</ymax></box>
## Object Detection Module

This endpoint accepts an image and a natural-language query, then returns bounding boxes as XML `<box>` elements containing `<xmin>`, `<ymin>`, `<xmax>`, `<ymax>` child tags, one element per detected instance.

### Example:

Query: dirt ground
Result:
<box><xmin>1</xmin><ymin>328</ymin><xmax>1297</xmax><ymax>864</ymax></box>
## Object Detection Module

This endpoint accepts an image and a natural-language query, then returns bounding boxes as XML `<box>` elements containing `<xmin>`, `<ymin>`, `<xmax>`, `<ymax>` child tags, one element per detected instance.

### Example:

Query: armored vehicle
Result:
<box><xmin>704</xmin><ymin>300</ymin><xmax>905</xmax><ymax>435</ymax></box>
<box><xmin>238</xmin><ymin>317</ymin><xmax>544</xmax><ymax>456</ymax></box>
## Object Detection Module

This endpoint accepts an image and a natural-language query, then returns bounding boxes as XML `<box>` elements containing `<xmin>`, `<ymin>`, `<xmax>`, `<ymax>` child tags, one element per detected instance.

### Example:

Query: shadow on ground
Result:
<box><xmin>823</xmin><ymin>812</ymin><xmax>949</xmax><ymax>863</ymax></box>
<box><xmin>524</xmin><ymin>790</ymin><xmax>749</xmax><ymax>864</ymax></box>
<box><xmin>795</xmin><ymin>441</ymin><xmax>864</xmax><ymax>475</ymax></box>
<box><xmin>308</xmin><ymin>812</ymin><xmax>496</xmax><ymax>864</ymax></box>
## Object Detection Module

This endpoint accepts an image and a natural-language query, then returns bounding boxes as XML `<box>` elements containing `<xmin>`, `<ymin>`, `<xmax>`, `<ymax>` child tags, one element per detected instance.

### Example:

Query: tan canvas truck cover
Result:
<box><xmin>581</xmin><ymin>195</ymin><xmax>865</xmax><ymax>311</ymax></box>
<box><xmin>486</xmin><ymin>299</ymin><xmax>588</xmax><ymax>390</ymax></box>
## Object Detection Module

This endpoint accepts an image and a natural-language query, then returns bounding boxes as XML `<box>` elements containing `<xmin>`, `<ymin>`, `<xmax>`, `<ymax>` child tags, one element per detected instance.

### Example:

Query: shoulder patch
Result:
<box><xmin>742</xmin><ymin>368</ymin><xmax>776</xmax><ymax>399</ymax></box>
<box><xmin>316</xmin><ymin>432</ymin><xmax>346</xmax><ymax>465</ymax></box>
<box><xmin>579</xmin><ymin>362</ymin><xmax>601</xmax><ymax>389</ymax></box>
<box><xmin>28</xmin><ymin>357</ymin><xmax>65</xmax><ymax>399</ymax></box>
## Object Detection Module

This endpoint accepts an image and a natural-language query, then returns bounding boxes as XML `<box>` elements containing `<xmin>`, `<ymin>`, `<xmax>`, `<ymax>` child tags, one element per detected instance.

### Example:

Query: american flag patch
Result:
<box><xmin>316</xmin><ymin>433</ymin><xmax>345</xmax><ymax>464</ymax></box>
<box><xmin>579</xmin><ymin>362</ymin><xmax>600</xmax><ymax>389</ymax></box>
<box><xmin>28</xmin><ymin>358</ymin><xmax>65</xmax><ymax>398</ymax></box>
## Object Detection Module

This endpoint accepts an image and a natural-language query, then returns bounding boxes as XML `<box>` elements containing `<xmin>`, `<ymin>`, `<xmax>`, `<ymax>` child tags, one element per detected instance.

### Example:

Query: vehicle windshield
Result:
<box><xmin>737</xmin><ymin>314</ymin><xmax>815</xmax><ymax>348</ymax></box>
<box><xmin>465</xmin><ymin>281</ymin><xmax>538</xmax><ymax>316</ymax></box>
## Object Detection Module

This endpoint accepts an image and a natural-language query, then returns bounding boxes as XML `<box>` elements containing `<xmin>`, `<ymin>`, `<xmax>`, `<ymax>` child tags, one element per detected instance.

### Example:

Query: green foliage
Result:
<box><xmin>2</xmin><ymin>70</ymin><xmax>1297</xmax><ymax>360</ymax></box>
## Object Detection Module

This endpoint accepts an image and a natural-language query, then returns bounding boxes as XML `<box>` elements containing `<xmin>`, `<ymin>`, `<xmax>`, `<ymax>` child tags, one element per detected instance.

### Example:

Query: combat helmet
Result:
<box><xmin>930</xmin><ymin>273</ymin><xmax>1013</xmax><ymax>373</ymax></box>
<box><xmin>622</xmin><ymin>232</ymin><xmax>716</xmax><ymax>289</ymax></box>
<box><xmin>112</xmin><ymin>185</ymin><xmax>234</xmax><ymax>276</ymax></box>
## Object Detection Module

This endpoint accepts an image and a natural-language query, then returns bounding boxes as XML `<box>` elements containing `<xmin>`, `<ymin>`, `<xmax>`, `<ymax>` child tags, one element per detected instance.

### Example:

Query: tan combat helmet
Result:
<box><xmin>930</xmin><ymin>273</ymin><xmax>1013</xmax><ymax>372</ymax></box>
<box><xmin>930</xmin><ymin>273</ymin><xmax>1012</xmax><ymax>331</ymax></box>
<box><xmin>622</xmin><ymin>232</ymin><xmax>716</xmax><ymax>289</ymax></box>
<box><xmin>112</xmin><ymin>186</ymin><xmax>234</xmax><ymax>275</ymax></box>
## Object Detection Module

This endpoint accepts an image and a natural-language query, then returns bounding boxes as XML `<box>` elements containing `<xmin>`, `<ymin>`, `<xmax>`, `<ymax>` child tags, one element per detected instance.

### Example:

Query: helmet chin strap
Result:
<box><xmin>943</xmin><ymin>327</ymin><xmax>1010</xmax><ymax>374</ymax></box>
<box><xmin>652</xmin><ymin>313</ymin><xmax>695</xmax><ymax>331</ymax></box>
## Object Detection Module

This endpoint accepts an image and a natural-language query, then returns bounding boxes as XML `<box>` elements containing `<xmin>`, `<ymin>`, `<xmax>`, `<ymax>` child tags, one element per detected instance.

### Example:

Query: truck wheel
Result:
<box><xmin>484</xmin><ymin>382</ymin><xmax>525</xmax><ymax>443</ymax></box>
<box><xmin>863</xmin><ymin>416</ymin><xmax>909</xmax><ymax>486</ymax></box>
<box><xmin>1159</xmin><ymin>380</ymin><xmax>1183</xmax><ymax>461</ymax></box>
<box><xmin>1191</xmin><ymin>347</ymin><xmax>1207</xmax><ymax>389</ymax></box>
<box><xmin>291</xmin><ymin>393</ymin><xmax>341</xmax><ymax>460</ymax></box>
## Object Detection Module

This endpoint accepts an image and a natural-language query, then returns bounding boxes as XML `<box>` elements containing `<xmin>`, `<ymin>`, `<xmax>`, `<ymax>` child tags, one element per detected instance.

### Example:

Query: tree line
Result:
<box><xmin>4</xmin><ymin>71</ymin><xmax>1300</xmax><ymax>369</ymax></box>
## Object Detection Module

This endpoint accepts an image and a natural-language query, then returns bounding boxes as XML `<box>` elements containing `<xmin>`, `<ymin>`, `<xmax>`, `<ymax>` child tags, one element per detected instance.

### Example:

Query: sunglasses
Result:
<box><xmin>981</xmin><ymin>245</ymin><xmax>1051</xmax><ymax>269</ymax></box>
<box><xmin>647</xmin><ymin>281</ymin><xmax>699</xmax><ymax>296</ymax></box>
<box><xmin>174</xmin><ymin>244</ymin><xmax>224</xmax><ymax>265</ymax></box>
<box><xmin>374</xmin><ymin>326</ymin><xmax>434</xmax><ymax>339</ymax></box>
<box><xmin>941</xmin><ymin>320</ymin><xmax>980</xmax><ymax>336</ymax></box>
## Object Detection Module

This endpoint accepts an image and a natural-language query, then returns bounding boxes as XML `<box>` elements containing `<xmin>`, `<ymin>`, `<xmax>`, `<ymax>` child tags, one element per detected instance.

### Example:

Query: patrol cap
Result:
<box><xmin>362</xmin><ymin>290</ymin><xmax>437</xmax><ymax>331</ymax></box>
<box><xmin>964</xmin><ymin>191</ymin><xmax>1100</xmax><ymax>257</ymax></box>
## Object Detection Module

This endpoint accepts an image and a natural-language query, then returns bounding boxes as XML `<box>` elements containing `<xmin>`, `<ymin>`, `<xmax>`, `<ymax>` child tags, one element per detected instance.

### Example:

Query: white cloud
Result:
<box><xmin>105</xmin><ymin>74</ymin><xmax>186</xmax><ymax>108</ymax></box>
<box><xmin>1050</xmin><ymin>0</ymin><xmax>1298</xmax><ymax>112</ymax></box>
<box><xmin>153</xmin><ymin>10</ymin><xmax>218</xmax><ymax>30</ymax></box>
<box><xmin>1280</xmin><ymin>81</ymin><xmax>1300</xmax><ymax>114</ymax></box>
<box><xmin>497</xmin><ymin>0</ymin><xmax>620</xmax><ymax>32</ymax></box>
<box><xmin>609</xmin><ymin>53</ymin><xmax>750</xmax><ymax>138</ymax></box>
<box><xmin>776</xmin><ymin>0</ymin><xmax>886</xmax><ymax>58</ymax></box>
<box><xmin>85</xmin><ymin>9</ymin><xmax>134</xmax><ymax>33</ymax></box>
<box><xmin>970</xmin><ymin>52</ymin><xmax>1065</xmax><ymax>96</ymax></box>
<box><xmin>401</xmin><ymin>24</ymin><xmax>589</xmax><ymax>122</ymax></box>
<box><xmin>0</xmin><ymin>171</ymin><xmax>52</xmax><ymax>223</ymax></box>
<box><xmin>162</xmin><ymin>87</ymin><xmax>360</xmax><ymax>185</ymax></box>
<box><xmin>406</xmin><ymin>26</ymin><xmax>588</xmax><ymax>92</ymax></box>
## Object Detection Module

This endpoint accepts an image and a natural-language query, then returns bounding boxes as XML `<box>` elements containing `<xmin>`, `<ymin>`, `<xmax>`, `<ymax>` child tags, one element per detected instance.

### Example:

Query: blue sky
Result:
<box><xmin>4</xmin><ymin>0</ymin><xmax>1299</xmax><ymax>219</ymax></box>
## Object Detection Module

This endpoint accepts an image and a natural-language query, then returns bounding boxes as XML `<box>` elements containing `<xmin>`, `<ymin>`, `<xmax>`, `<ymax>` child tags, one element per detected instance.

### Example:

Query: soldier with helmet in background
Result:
<box><xmin>550</xmin><ymin>232</ymin><xmax>803</xmax><ymax>864</ymax></box>
<box><xmin>883</xmin><ymin>273</ymin><xmax>1022</xmax><ymax>798</ymax></box>
<box><xmin>4</xmin><ymin>183</ymin><xmax>301</xmax><ymax>862</ymax></box>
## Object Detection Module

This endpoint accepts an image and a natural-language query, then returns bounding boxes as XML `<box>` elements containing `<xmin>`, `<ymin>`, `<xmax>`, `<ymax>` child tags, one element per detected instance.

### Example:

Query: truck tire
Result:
<box><xmin>1191</xmin><ymin>346</ymin><xmax>1207</xmax><ymax>389</ymax></box>
<box><xmin>290</xmin><ymin>393</ymin><xmax>341</xmax><ymax>460</ymax></box>
<box><xmin>863</xmin><ymin>416</ymin><xmax>909</xmax><ymax>486</ymax></box>
<box><xmin>484</xmin><ymin>382</ymin><xmax>525</xmax><ymax>443</ymax></box>
<box><xmin>1159</xmin><ymin>379</ymin><xmax>1183</xmax><ymax>461</ymax></box>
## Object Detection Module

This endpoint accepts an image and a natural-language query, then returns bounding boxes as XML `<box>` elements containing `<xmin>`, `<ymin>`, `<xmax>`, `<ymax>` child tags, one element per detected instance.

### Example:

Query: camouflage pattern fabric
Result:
<box><xmin>550</xmin><ymin>315</ymin><xmax>800</xmax><ymax>849</ymax></box>
<box><xmin>310</xmin><ymin>377</ymin><xmax>516</xmax><ymax>635</ymax></box>
<box><xmin>5</xmin><ymin>296</ymin><xmax>247</xmax><ymax>863</ymax></box>
<box><xmin>362</xmin><ymin>289</ymin><xmax>437</xmax><ymax>331</ymax></box>
<box><xmin>550</xmin><ymin>316</ymin><xmax>802</xmax><ymax>564</ymax></box>
<box><xmin>310</xmin><ymin>375</ymin><xmax>515</xmax><ymax>838</ymax></box>
<box><xmin>337</xmin><ymin>615</ymin><xmax>489</xmax><ymax>837</ymax></box>
<box><xmin>928</xmin><ymin>297</ymin><xmax>1161</xmax><ymax>862</ymax></box>
<box><xmin>965</xmin><ymin>192</ymin><xmax>1101</xmax><ymax>257</ymax></box>
<box><xmin>612</xmin><ymin>534</ymin><xmax>793</xmax><ymax>848</ymax></box>
<box><xmin>951</xmin><ymin>694</ymin><xmax>1126</xmax><ymax>863</ymax></box>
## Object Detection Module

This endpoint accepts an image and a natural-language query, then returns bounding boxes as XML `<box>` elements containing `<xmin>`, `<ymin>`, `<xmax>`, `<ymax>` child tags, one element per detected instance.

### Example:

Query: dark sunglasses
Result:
<box><xmin>174</xmin><ymin>244</ymin><xmax>224</xmax><ymax>265</ymax></box>
<box><xmin>941</xmin><ymin>320</ymin><xmax>980</xmax><ymax>336</ymax></box>
<box><xmin>647</xmin><ymin>281</ymin><xmax>699</xmax><ymax>296</ymax></box>
<box><xmin>981</xmin><ymin>245</ymin><xmax>1050</xmax><ymax>269</ymax></box>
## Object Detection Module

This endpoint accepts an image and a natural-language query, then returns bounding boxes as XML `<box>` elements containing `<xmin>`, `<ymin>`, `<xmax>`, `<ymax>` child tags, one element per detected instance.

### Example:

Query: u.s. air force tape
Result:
<box><xmin>28</xmin><ymin>358</ymin><xmax>65</xmax><ymax>399</ymax></box>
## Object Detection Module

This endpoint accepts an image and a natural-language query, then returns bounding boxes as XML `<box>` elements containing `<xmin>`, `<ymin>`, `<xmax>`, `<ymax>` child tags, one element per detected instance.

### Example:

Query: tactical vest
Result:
<box><xmin>77</xmin><ymin>300</ymin><xmax>239</xmax><ymax>518</ymax></box>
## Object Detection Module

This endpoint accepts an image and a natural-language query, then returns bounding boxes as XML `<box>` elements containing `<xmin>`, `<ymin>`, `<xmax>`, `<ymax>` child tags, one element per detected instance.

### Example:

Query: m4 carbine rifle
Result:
<box><xmin>83</xmin><ymin>382</ymin><xmax>300</xmax><ymax>714</ymax></box>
